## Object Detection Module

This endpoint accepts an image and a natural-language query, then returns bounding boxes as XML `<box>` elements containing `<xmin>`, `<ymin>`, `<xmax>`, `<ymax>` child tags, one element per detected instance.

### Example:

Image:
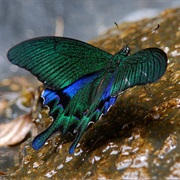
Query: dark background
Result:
<box><xmin>0</xmin><ymin>0</ymin><xmax>179</xmax><ymax>79</ymax></box>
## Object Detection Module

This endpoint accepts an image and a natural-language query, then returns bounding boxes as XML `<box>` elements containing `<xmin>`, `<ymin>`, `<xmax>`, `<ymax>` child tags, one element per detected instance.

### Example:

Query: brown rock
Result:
<box><xmin>6</xmin><ymin>8</ymin><xmax>180</xmax><ymax>179</ymax></box>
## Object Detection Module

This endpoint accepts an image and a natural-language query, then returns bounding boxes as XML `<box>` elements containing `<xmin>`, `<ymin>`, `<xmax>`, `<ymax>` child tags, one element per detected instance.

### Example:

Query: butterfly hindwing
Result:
<box><xmin>32</xmin><ymin>70</ymin><xmax>117</xmax><ymax>153</ymax></box>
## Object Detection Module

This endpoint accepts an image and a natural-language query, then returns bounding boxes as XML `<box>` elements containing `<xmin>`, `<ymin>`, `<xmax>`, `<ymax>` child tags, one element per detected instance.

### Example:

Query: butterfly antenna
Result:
<box><xmin>114</xmin><ymin>22</ymin><xmax>125</xmax><ymax>46</ymax></box>
<box><xmin>126</xmin><ymin>24</ymin><xmax>160</xmax><ymax>46</ymax></box>
<box><xmin>114</xmin><ymin>22</ymin><xmax>118</xmax><ymax>28</ymax></box>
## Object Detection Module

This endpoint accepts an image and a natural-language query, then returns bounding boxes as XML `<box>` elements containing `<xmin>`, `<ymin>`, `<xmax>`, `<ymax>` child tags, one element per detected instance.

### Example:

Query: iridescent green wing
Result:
<box><xmin>31</xmin><ymin>71</ymin><xmax>115</xmax><ymax>153</ymax></box>
<box><xmin>110</xmin><ymin>48</ymin><xmax>167</xmax><ymax>96</ymax></box>
<box><xmin>7</xmin><ymin>37</ymin><xmax>112</xmax><ymax>89</ymax></box>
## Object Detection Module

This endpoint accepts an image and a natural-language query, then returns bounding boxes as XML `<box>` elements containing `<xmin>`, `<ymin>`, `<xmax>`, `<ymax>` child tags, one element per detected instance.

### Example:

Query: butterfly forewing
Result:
<box><xmin>110</xmin><ymin>48</ymin><xmax>167</xmax><ymax>96</ymax></box>
<box><xmin>7</xmin><ymin>37</ymin><xmax>112</xmax><ymax>89</ymax></box>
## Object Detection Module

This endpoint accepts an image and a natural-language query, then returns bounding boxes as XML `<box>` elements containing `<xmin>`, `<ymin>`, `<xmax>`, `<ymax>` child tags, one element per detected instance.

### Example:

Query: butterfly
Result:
<box><xmin>7</xmin><ymin>35</ymin><xmax>167</xmax><ymax>154</ymax></box>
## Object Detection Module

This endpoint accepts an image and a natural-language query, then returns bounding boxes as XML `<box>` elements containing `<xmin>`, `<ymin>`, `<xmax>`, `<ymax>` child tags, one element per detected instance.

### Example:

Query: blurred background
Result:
<box><xmin>0</xmin><ymin>0</ymin><xmax>180</xmax><ymax>79</ymax></box>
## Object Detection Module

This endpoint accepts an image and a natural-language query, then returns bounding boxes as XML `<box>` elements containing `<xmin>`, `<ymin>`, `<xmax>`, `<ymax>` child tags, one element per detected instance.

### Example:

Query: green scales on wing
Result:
<box><xmin>7</xmin><ymin>36</ymin><xmax>167</xmax><ymax>154</ymax></box>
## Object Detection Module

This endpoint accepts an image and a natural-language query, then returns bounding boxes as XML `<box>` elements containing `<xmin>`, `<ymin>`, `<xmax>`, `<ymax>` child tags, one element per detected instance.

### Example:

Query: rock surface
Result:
<box><xmin>2</xmin><ymin>8</ymin><xmax>180</xmax><ymax>179</ymax></box>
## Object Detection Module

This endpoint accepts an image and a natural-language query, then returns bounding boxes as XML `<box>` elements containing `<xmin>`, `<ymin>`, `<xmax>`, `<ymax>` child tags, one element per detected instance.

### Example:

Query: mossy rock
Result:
<box><xmin>7</xmin><ymin>8</ymin><xmax>180</xmax><ymax>179</ymax></box>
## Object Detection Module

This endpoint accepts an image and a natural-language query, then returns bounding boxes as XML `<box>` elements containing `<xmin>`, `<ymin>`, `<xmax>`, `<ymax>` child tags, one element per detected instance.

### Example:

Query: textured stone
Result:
<box><xmin>3</xmin><ymin>8</ymin><xmax>180</xmax><ymax>179</ymax></box>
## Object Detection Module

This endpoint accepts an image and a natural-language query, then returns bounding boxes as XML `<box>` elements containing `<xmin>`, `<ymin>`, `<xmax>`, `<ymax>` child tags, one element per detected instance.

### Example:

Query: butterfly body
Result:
<box><xmin>7</xmin><ymin>36</ymin><xmax>167</xmax><ymax>154</ymax></box>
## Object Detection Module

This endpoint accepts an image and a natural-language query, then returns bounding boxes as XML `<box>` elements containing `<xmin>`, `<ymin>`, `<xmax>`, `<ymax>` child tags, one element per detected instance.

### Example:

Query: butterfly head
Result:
<box><xmin>121</xmin><ymin>45</ymin><xmax>131</xmax><ymax>55</ymax></box>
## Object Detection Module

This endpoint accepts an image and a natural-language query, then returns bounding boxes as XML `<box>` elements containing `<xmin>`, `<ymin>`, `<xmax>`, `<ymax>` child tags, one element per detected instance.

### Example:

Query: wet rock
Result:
<box><xmin>3</xmin><ymin>8</ymin><xmax>180</xmax><ymax>179</ymax></box>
